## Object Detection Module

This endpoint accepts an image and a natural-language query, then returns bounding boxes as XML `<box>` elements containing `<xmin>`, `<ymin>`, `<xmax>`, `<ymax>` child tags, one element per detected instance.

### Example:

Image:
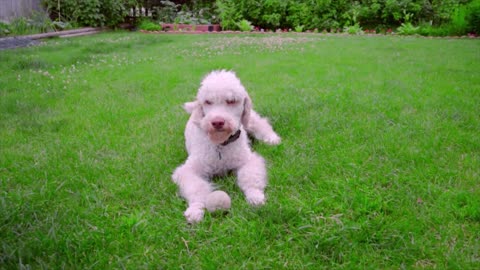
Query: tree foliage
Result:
<box><xmin>42</xmin><ymin>0</ymin><xmax>480</xmax><ymax>35</ymax></box>
<box><xmin>217</xmin><ymin>0</ymin><xmax>479</xmax><ymax>32</ymax></box>
<box><xmin>43</xmin><ymin>0</ymin><xmax>135</xmax><ymax>27</ymax></box>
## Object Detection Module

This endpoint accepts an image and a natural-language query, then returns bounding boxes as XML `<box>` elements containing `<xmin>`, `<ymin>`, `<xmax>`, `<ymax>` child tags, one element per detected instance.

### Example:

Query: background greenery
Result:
<box><xmin>40</xmin><ymin>0</ymin><xmax>480</xmax><ymax>34</ymax></box>
<box><xmin>1</xmin><ymin>1</ymin><xmax>479</xmax><ymax>36</ymax></box>
<box><xmin>217</xmin><ymin>0</ymin><xmax>480</xmax><ymax>34</ymax></box>
<box><xmin>1</xmin><ymin>32</ymin><xmax>479</xmax><ymax>269</ymax></box>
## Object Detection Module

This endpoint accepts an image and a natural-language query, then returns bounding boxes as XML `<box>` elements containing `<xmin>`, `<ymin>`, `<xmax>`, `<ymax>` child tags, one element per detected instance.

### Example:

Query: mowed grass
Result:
<box><xmin>1</xmin><ymin>32</ymin><xmax>479</xmax><ymax>269</ymax></box>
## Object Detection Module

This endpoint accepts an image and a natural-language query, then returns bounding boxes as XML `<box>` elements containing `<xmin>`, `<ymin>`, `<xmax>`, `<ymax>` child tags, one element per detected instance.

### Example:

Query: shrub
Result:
<box><xmin>8</xmin><ymin>17</ymin><xmax>31</xmax><ymax>35</ymax></box>
<box><xmin>101</xmin><ymin>0</ymin><xmax>128</xmax><ymax>27</ymax></box>
<box><xmin>262</xmin><ymin>13</ymin><xmax>282</xmax><ymax>29</ymax></box>
<box><xmin>236</xmin><ymin>19</ymin><xmax>253</xmax><ymax>32</ymax></box>
<box><xmin>418</xmin><ymin>23</ymin><xmax>449</xmax><ymax>36</ymax></box>
<box><xmin>73</xmin><ymin>0</ymin><xmax>103</xmax><ymax>26</ymax></box>
<box><xmin>154</xmin><ymin>1</ymin><xmax>179</xmax><ymax>23</ymax></box>
<box><xmin>343</xmin><ymin>23</ymin><xmax>363</xmax><ymax>35</ymax></box>
<box><xmin>43</xmin><ymin>0</ymin><xmax>131</xmax><ymax>27</ymax></box>
<box><xmin>216</xmin><ymin>0</ymin><xmax>242</xmax><ymax>30</ymax></box>
<box><xmin>286</xmin><ymin>1</ymin><xmax>311</xmax><ymax>29</ymax></box>
<box><xmin>138</xmin><ymin>20</ymin><xmax>162</xmax><ymax>31</ymax></box>
<box><xmin>174</xmin><ymin>9</ymin><xmax>210</xmax><ymax>25</ymax></box>
<box><xmin>397</xmin><ymin>22</ymin><xmax>419</xmax><ymax>35</ymax></box>
<box><xmin>0</xmin><ymin>22</ymin><xmax>10</xmax><ymax>37</ymax></box>
<box><xmin>445</xmin><ymin>5</ymin><xmax>469</xmax><ymax>35</ymax></box>
<box><xmin>320</xmin><ymin>19</ymin><xmax>341</xmax><ymax>33</ymax></box>
<box><xmin>428</xmin><ymin>0</ymin><xmax>463</xmax><ymax>25</ymax></box>
<box><xmin>0</xmin><ymin>11</ymin><xmax>65</xmax><ymax>36</ymax></box>
<box><xmin>28</xmin><ymin>11</ymin><xmax>55</xmax><ymax>33</ymax></box>
<box><xmin>294</xmin><ymin>25</ymin><xmax>304</xmax><ymax>32</ymax></box>
<box><xmin>52</xmin><ymin>21</ymin><xmax>74</xmax><ymax>30</ymax></box>
<box><xmin>188</xmin><ymin>0</ymin><xmax>480</xmax><ymax>35</ymax></box>
<box><xmin>260</xmin><ymin>0</ymin><xmax>287</xmax><ymax>29</ymax></box>
<box><xmin>467</xmin><ymin>0</ymin><xmax>480</xmax><ymax>34</ymax></box>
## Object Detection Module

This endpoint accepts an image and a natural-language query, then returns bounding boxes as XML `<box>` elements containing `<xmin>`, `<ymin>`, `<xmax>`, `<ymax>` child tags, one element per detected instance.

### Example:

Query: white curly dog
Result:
<box><xmin>172</xmin><ymin>70</ymin><xmax>281</xmax><ymax>223</ymax></box>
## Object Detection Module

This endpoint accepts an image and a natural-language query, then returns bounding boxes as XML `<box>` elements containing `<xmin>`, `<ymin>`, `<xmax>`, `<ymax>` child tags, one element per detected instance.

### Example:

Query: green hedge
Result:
<box><xmin>42</xmin><ymin>0</ymin><xmax>480</xmax><ymax>35</ymax></box>
<box><xmin>42</xmin><ymin>0</ymin><xmax>136</xmax><ymax>27</ymax></box>
<box><xmin>217</xmin><ymin>0</ymin><xmax>479</xmax><ymax>32</ymax></box>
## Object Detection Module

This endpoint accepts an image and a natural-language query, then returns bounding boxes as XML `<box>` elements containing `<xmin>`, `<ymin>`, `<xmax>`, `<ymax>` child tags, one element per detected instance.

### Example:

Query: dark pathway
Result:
<box><xmin>0</xmin><ymin>37</ymin><xmax>41</xmax><ymax>50</ymax></box>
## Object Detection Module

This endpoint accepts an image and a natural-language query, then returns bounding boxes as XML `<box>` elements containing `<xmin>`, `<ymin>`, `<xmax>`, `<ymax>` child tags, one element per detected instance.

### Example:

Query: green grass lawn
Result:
<box><xmin>1</xmin><ymin>32</ymin><xmax>479</xmax><ymax>269</ymax></box>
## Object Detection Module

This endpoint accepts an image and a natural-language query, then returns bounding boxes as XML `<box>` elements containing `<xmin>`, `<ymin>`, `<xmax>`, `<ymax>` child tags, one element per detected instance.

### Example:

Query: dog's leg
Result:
<box><xmin>245</xmin><ymin>110</ymin><xmax>281</xmax><ymax>145</ymax></box>
<box><xmin>236</xmin><ymin>152</ymin><xmax>267</xmax><ymax>206</ymax></box>
<box><xmin>172</xmin><ymin>162</ymin><xmax>213</xmax><ymax>223</ymax></box>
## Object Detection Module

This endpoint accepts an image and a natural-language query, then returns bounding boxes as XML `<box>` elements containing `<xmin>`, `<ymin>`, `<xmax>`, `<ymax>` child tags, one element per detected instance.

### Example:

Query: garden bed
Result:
<box><xmin>138</xmin><ymin>28</ymin><xmax>479</xmax><ymax>39</ymax></box>
<box><xmin>161</xmin><ymin>24</ymin><xmax>221</xmax><ymax>32</ymax></box>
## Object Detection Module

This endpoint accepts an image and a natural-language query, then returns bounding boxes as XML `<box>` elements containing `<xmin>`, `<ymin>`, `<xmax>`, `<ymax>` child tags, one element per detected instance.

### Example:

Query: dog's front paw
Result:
<box><xmin>245</xmin><ymin>190</ymin><xmax>266</xmax><ymax>206</ymax></box>
<box><xmin>184</xmin><ymin>203</ymin><xmax>205</xmax><ymax>223</ymax></box>
<box><xmin>264</xmin><ymin>133</ymin><xmax>281</xmax><ymax>145</ymax></box>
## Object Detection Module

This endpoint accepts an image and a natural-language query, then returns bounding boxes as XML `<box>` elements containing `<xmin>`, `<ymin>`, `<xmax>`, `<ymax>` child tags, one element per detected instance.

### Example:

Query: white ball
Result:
<box><xmin>205</xmin><ymin>191</ymin><xmax>231</xmax><ymax>213</ymax></box>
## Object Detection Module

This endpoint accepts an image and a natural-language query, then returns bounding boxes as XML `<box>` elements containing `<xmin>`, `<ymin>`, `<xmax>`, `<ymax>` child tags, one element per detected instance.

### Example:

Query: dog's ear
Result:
<box><xmin>241</xmin><ymin>95</ymin><xmax>252</xmax><ymax>128</ymax></box>
<box><xmin>183</xmin><ymin>101</ymin><xmax>204</xmax><ymax>124</ymax></box>
<box><xmin>183</xmin><ymin>101</ymin><xmax>198</xmax><ymax>114</ymax></box>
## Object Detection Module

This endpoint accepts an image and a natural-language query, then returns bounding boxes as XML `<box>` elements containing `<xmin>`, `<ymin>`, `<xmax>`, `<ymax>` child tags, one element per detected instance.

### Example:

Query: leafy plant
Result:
<box><xmin>397</xmin><ymin>22</ymin><xmax>419</xmax><ymax>35</ymax></box>
<box><xmin>262</xmin><ymin>13</ymin><xmax>282</xmax><ymax>29</ymax></box>
<box><xmin>216</xmin><ymin>0</ymin><xmax>242</xmax><ymax>30</ymax></box>
<box><xmin>294</xmin><ymin>25</ymin><xmax>304</xmax><ymax>32</ymax></box>
<box><xmin>4</xmin><ymin>16</ymin><xmax>54</xmax><ymax>36</ymax></box>
<box><xmin>29</xmin><ymin>11</ymin><xmax>55</xmax><ymax>33</ymax></box>
<box><xmin>101</xmin><ymin>0</ymin><xmax>128</xmax><ymax>27</ymax></box>
<box><xmin>429</xmin><ymin>0</ymin><xmax>463</xmax><ymax>25</ymax></box>
<box><xmin>343</xmin><ymin>23</ymin><xmax>364</xmax><ymax>35</ymax></box>
<box><xmin>52</xmin><ymin>21</ymin><xmax>73</xmax><ymax>30</ymax></box>
<box><xmin>320</xmin><ymin>19</ymin><xmax>341</xmax><ymax>33</ymax></box>
<box><xmin>0</xmin><ymin>22</ymin><xmax>10</xmax><ymax>37</ymax></box>
<box><xmin>8</xmin><ymin>17</ymin><xmax>32</xmax><ymax>35</ymax></box>
<box><xmin>403</xmin><ymin>10</ymin><xmax>414</xmax><ymax>24</ymax></box>
<box><xmin>236</xmin><ymin>19</ymin><xmax>253</xmax><ymax>32</ymax></box>
<box><xmin>0</xmin><ymin>11</ymin><xmax>65</xmax><ymax>37</ymax></box>
<box><xmin>445</xmin><ymin>5</ymin><xmax>468</xmax><ymax>35</ymax></box>
<box><xmin>418</xmin><ymin>23</ymin><xmax>449</xmax><ymax>36</ymax></box>
<box><xmin>174</xmin><ymin>10</ymin><xmax>210</xmax><ymax>25</ymax></box>
<box><xmin>286</xmin><ymin>1</ymin><xmax>311</xmax><ymax>29</ymax></box>
<box><xmin>138</xmin><ymin>20</ymin><xmax>162</xmax><ymax>31</ymax></box>
<box><xmin>43</xmin><ymin>0</ymin><xmax>131</xmax><ymax>27</ymax></box>
<box><xmin>260</xmin><ymin>0</ymin><xmax>287</xmax><ymax>29</ymax></box>
<box><xmin>154</xmin><ymin>1</ymin><xmax>179</xmax><ymax>23</ymax></box>
<box><xmin>466</xmin><ymin>0</ymin><xmax>480</xmax><ymax>34</ymax></box>
<box><xmin>343</xmin><ymin>2</ymin><xmax>361</xmax><ymax>26</ymax></box>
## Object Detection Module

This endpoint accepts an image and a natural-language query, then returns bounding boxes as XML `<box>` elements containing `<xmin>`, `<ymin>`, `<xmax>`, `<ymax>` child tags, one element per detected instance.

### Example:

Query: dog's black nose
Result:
<box><xmin>211</xmin><ymin>118</ymin><xmax>225</xmax><ymax>129</ymax></box>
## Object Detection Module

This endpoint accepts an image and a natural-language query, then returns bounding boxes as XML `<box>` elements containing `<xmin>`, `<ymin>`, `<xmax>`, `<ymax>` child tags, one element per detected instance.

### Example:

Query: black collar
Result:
<box><xmin>220</xmin><ymin>130</ymin><xmax>241</xmax><ymax>146</ymax></box>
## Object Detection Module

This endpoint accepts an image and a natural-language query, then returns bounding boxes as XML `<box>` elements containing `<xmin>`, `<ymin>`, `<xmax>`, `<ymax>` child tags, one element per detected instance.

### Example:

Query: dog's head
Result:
<box><xmin>185</xmin><ymin>70</ymin><xmax>252</xmax><ymax>144</ymax></box>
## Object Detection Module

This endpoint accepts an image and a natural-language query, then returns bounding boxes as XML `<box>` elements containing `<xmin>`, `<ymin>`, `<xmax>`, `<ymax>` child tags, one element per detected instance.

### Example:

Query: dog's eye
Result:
<box><xmin>204</xmin><ymin>100</ymin><xmax>212</xmax><ymax>105</ymax></box>
<box><xmin>226</xmin><ymin>99</ymin><xmax>237</xmax><ymax>105</ymax></box>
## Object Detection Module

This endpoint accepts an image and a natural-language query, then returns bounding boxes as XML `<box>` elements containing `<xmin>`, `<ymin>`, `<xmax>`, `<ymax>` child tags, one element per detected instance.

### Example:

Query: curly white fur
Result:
<box><xmin>205</xmin><ymin>191</ymin><xmax>231</xmax><ymax>212</ymax></box>
<box><xmin>172</xmin><ymin>70</ymin><xmax>281</xmax><ymax>223</ymax></box>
